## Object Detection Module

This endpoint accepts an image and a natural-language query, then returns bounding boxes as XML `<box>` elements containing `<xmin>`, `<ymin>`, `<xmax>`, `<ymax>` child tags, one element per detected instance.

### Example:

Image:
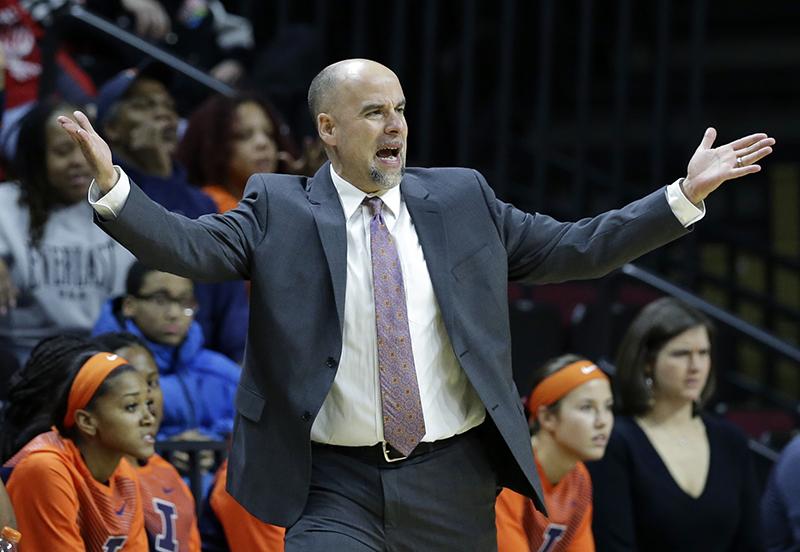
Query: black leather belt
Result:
<box><xmin>314</xmin><ymin>427</ymin><xmax>476</xmax><ymax>465</ymax></box>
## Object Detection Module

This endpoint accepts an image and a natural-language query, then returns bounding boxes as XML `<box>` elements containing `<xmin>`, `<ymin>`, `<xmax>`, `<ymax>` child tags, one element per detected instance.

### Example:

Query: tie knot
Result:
<box><xmin>363</xmin><ymin>196</ymin><xmax>384</xmax><ymax>217</ymax></box>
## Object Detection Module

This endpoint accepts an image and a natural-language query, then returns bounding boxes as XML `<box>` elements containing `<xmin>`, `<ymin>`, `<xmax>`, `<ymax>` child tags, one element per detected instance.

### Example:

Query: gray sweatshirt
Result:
<box><xmin>0</xmin><ymin>182</ymin><xmax>135</xmax><ymax>362</ymax></box>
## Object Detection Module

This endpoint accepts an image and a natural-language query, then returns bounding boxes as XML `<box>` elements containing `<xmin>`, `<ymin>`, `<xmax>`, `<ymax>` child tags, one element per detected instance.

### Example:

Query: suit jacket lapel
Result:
<box><xmin>308</xmin><ymin>164</ymin><xmax>347</xmax><ymax>331</ymax></box>
<box><xmin>401</xmin><ymin>175</ymin><xmax>457</xmax><ymax>343</ymax></box>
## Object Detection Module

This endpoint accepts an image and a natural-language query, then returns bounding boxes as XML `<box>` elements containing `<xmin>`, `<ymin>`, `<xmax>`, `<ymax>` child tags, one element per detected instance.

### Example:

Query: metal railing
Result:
<box><xmin>40</xmin><ymin>4</ymin><xmax>235</xmax><ymax>100</ymax></box>
<box><xmin>155</xmin><ymin>439</ymin><xmax>228</xmax><ymax>515</ymax></box>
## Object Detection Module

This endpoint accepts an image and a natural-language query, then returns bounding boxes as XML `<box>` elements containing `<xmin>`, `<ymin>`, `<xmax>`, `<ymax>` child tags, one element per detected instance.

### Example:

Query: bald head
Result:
<box><xmin>307</xmin><ymin>59</ymin><xmax>398</xmax><ymax>120</ymax></box>
<box><xmin>309</xmin><ymin>59</ymin><xmax>407</xmax><ymax>193</ymax></box>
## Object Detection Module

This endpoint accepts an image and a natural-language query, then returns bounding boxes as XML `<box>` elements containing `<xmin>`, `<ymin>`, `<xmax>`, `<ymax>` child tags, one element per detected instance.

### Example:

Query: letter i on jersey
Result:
<box><xmin>153</xmin><ymin>498</ymin><xmax>178</xmax><ymax>552</ymax></box>
<box><xmin>537</xmin><ymin>523</ymin><xmax>567</xmax><ymax>552</ymax></box>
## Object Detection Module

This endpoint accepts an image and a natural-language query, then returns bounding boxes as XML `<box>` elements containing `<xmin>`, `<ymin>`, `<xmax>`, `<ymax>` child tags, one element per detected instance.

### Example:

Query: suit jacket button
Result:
<box><xmin>326</xmin><ymin>357</ymin><xmax>338</xmax><ymax>369</ymax></box>
<box><xmin>301</xmin><ymin>411</ymin><xmax>311</xmax><ymax>422</ymax></box>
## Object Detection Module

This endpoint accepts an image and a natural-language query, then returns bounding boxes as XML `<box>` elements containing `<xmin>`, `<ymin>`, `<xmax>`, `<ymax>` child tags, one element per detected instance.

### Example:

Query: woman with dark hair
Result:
<box><xmin>0</xmin><ymin>334</ymin><xmax>96</xmax><ymax>462</ymax></box>
<box><xmin>587</xmin><ymin>297</ymin><xmax>760</xmax><ymax>551</ymax></box>
<box><xmin>0</xmin><ymin>100</ymin><xmax>135</xmax><ymax>362</ymax></box>
<box><xmin>496</xmin><ymin>354</ymin><xmax>613</xmax><ymax>551</ymax></box>
<box><xmin>94</xmin><ymin>331</ymin><xmax>202</xmax><ymax>552</ymax></box>
<box><xmin>176</xmin><ymin>93</ymin><xmax>324</xmax><ymax>212</ymax></box>
<box><xmin>2</xmin><ymin>337</ymin><xmax>153</xmax><ymax>550</ymax></box>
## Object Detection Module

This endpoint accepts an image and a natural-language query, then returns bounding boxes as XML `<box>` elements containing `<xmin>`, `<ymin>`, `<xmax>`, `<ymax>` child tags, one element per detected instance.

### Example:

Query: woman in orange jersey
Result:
<box><xmin>95</xmin><ymin>332</ymin><xmax>201</xmax><ymax>552</ymax></box>
<box><xmin>2</xmin><ymin>337</ymin><xmax>153</xmax><ymax>551</ymax></box>
<box><xmin>496</xmin><ymin>354</ymin><xmax>614</xmax><ymax>552</ymax></box>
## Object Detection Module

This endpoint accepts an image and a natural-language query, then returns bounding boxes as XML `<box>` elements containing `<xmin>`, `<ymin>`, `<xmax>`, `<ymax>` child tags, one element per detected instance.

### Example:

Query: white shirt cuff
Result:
<box><xmin>88</xmin><ymin>166</ymin><xmax>130</xmax><ymax>219</ymax></box>
<box><xmin>666</xmin><ymin>178</ymin><xmax>705</xmax><ymax>227</ymax></box>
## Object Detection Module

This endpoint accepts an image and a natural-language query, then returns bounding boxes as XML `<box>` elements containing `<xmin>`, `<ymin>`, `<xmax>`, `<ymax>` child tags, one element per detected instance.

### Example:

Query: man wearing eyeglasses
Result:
<box><xmin>92</xmin><ymin>261</ymin><xmax>241</xmax><ymax>444</ymax></box>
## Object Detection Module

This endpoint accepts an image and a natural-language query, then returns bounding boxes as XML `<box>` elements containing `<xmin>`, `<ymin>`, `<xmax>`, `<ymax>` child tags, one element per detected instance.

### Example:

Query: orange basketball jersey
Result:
<box><xmin>209</xmin><ymin>460</ymin><xmax>285</xmax><ymax>551</ymax></box>
<box><xmin>496</xmin><ymin>458</ymin><xmax>594</xmax><ymax>552</ymax></box>
<box><xmin>133</xmin><ymin>454</ymin><xmax>201</xmax><ymax>552</ymax></box>
<box><xmin>4</xmin><ymin>430</ymin><xmax>147</xmax><ymax>551</ymax></box>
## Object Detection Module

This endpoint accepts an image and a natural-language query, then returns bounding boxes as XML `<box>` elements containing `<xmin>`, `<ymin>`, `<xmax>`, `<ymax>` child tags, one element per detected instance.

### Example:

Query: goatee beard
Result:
<box><xmin>369</xmin><ymin>164</ymin><xmax>405</xmax><ymax>190</ymax></box>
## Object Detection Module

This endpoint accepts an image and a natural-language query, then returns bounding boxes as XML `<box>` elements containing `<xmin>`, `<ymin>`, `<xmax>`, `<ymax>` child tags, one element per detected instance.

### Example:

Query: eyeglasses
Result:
<box><xmin>133</xmin><ymin>292</ymin><xmax>197</xmax><ymax>317</ymax></box>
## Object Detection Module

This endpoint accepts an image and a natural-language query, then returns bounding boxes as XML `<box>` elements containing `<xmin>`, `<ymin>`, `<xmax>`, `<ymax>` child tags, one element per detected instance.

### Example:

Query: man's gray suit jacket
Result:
<box><xmin>97</xmin><ymin>162</ymin><xmax>687</xmax><ymax>527</ymax></box>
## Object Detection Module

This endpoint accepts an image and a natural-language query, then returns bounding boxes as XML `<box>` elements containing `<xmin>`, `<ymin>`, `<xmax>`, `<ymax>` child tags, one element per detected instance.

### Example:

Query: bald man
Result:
<box><xmin>60</xmin><ymin>59</ymin><xmax>774</xmax><ymax>551</ymax></box>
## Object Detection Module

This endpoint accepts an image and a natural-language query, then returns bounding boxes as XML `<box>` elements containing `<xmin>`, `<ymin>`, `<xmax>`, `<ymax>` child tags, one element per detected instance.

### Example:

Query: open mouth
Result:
<box><xmin>143</xmin><ymin>433</ymin><xmax>155</xmax><ymax>444</ymax></box>
<box><xmin>376</xmin><ymin>145</ymin><xmax>402</xmax><ymax>164</ymax></box>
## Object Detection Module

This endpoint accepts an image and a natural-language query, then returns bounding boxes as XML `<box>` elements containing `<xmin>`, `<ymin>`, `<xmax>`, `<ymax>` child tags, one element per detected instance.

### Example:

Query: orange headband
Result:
<box><xmin>528</xmin><ymin>360</ymin><xmax>608</xmax><ymax>416</ymax></box>
<box><xmin>63</xmin><ymin>352</ymin><xmax>128</xmax><ymax>428</ymax></box>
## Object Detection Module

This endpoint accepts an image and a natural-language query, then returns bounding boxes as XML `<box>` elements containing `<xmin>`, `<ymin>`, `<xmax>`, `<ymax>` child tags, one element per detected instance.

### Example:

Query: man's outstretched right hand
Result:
<box><xmin>58</xmin><ymin>111</ymin><xmax>118</xmax><ymax>195</ymax></box>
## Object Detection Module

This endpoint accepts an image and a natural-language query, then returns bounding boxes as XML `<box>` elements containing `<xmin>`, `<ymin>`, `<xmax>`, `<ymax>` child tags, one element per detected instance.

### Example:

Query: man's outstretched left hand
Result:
<box><xmin>682</xmin><ymin>128</ymin><xmax>775</xmax><ymax>204</ymax></box>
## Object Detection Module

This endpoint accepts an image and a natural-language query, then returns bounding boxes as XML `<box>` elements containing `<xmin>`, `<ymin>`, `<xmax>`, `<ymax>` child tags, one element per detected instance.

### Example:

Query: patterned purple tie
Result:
<box><xmin>364</xmin><ymin>196</ymin><xmax>426</xmax><ymax>456</ymax></box>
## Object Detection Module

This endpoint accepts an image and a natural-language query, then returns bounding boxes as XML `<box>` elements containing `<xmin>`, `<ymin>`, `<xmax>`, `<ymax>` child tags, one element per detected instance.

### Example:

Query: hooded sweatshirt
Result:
<box><xmin>93</xmin><ymin>297</ymin><xmax>240</xmax><ymax>440</ymax></box>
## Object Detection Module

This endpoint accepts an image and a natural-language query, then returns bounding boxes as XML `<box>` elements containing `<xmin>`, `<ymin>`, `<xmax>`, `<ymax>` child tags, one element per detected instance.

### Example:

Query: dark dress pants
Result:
<box><xmin>284</xmin><ymin>427</ymin><xmax>499</xmax><ymax>552</ymax></box>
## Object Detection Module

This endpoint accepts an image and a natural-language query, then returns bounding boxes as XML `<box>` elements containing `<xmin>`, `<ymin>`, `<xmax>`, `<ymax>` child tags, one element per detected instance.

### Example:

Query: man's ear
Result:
<box><xmin>317</xmin><ymin>113</ymin><xmax>336</xmax><ymax>147</ymax></box>
<box><xmin>537</xmin><ymin>405</ymin><xmax>558</xmax><ymax>433</ymax></box>
<box><xmin>121</xmin><ymin>296</ymin><xmax>136</xmax><ymax>318</ymax></box>
<box><xmin>74</xmin><ymin>409</ymin><xmax>98</xmax><ymax>437</ymax></box>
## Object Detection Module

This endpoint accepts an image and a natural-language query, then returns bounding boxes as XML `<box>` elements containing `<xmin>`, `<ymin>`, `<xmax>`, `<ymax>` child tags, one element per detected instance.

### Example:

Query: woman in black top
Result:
<box><xmin>587</xmin><ymin>298</ymin><xmax>761</xmax><ymax>551</ymax></box>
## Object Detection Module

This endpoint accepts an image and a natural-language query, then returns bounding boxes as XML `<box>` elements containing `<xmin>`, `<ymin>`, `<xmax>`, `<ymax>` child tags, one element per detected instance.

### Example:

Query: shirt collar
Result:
<box><xmin>329</xmin><ymin>165</ymin><xmax>401</xmax><ymax>221</ymax></box>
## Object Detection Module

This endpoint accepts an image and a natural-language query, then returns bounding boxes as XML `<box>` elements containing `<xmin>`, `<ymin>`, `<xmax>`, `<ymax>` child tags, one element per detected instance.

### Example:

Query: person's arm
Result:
<box><xmin>58</xmin><ymin>111</ymin><xmax>265</xmax><ymax>283</ymax></box>
<box><xmin>488</xmin><ymin>129</ymin><xmax>773</xmax><ymax>284</ymax></box>
<box><xmin>585</xmin><ymin>432</ymin><xmax>638</xmax><ymax>551</ymax></box>
<box><xmin>6</xmin><ymin>454</ymin><xmax>86</xmax><ymax>550</ymax></box>
<box><xmin>0</xmin><ymin>479</ymin><xmax>15</xmax><ymax>530</ymax></box>
<box><xmin>495</xmin><ymin>488</ymin><xmax>530</xmax><ymax>551</ymax></box>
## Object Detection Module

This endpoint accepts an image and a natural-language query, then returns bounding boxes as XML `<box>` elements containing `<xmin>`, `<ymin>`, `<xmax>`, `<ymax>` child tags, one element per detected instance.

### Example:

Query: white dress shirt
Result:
<box><xmin>89</xmin><ymin>167</ymin><xmax>704</xmax><ymax>446</ymax></box>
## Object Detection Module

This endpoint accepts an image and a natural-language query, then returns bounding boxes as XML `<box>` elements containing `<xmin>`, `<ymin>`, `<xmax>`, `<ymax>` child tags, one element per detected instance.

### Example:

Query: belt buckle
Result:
<box><xmin>381</xmin><ymin>441</ymin><xmax>408</xmax><ymax>463</ymax></box>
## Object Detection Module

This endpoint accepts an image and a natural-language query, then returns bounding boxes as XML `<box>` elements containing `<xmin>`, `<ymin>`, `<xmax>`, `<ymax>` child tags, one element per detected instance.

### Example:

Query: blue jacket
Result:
<box><xmin>93</xmin><ymin>298</ymin><xmax>241</xmax><ymax>440</ymax></box>
<box><xmin>116</xmin><ymin>159</ymin><xmax>249</xmax><ymax>363</ymax></box>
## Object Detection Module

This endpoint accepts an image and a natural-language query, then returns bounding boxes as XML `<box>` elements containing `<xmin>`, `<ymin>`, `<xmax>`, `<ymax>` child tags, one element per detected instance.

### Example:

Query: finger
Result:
<box><xmin>728</xmin><ymin>132</ymin><xmax>769</xmax><ymax>150</ymax></box>
<box><xmin>57</xmin><ymin>115</ymin><xmax>81</xmax><ymax>135</ymax></box>
<box><xmin>135</xmin><ymin>12</ymin><xmax>149</xmax><ymax>36</ymax></box>
<box><xmin>740</xmin><ymin>146</ymin><xmax>773</xmax><ymax>167</ymax></box>
<box><xmin>154</xmin><ymin>10</ymin><xmax>171</xmax><ymax>38</ymax></box>
<box><xmin>734</xmin><ymin>137</ymin><xmax>776</xmax><ymax>158</ymax></box>
<box><xmin>727</xmin><ymin>165</ymin><xmax>762</xmax><ymax>179</ymax></box>
<box><xmin>72</xmin><ymin>110</ymin><xmax>97</xmax><ymax>134</ymax></box>
<box><xmin>698</xmin><ymin>127</ymin><xmax>716</xmax><ymax>150</ymax></box>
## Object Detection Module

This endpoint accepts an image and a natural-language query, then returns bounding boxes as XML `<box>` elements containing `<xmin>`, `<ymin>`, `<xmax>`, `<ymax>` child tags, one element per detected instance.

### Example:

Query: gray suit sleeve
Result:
<box><xmin>473</xmin><ymin>171</ymin><xmax>689</xmax><ymax>284</ymax></box>
<box><xmin>96</xmin><ymin>175</ymin><xmax>268</xmax><ymax>282</ymax></box>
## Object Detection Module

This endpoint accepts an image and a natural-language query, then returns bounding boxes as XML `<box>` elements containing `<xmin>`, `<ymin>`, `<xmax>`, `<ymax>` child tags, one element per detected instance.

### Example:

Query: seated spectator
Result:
<box><xmin>762</xmin><ymin>434</ymin><xmax>800</xmax><ymax>551</ymax></box>
<box><xmin>93</xmin><ymin>261</ymin><xmax>240</xmax><ymax>442</ymax></box>
<box><xmin>587</xmin><ymin>298</ymin><xmax>760</xmax><ymax>551</ymax></box>
<box><xmin>199</xmin><ymin>459</ymin><xmax>285</xmax><ymax>552</ymax></box>
<box><xmin>0</xmin><ymin>100</ymin><xmax>135</xmax><ymax>363</ymax></box>
<box><xmin>94</xmin><ymin>331</ymin><xmax>201</xmax><ymax>552</ymax></box>
<box><xmin>177</xmin><ymin>93</ymin><xmax>324</xmax><ymax>212</ymax></box>
<box><xmin>94</xmin><ymin>63</ymin><xmax>249</xmax><ymax>362</ymax></box>
<box><xmin>1</xmin><ymin>335</ymin><xmax>96</xmax><ymax>462</ymax></box>
<box><xmin>496</xmin><ymin>354</ymin><xmax>613</xmax><ymax>551</ymax></box>
<box><xmin>2</xmin><ymin>339</ymin><xmax>152</xmax><ymax>549</ymax></box>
